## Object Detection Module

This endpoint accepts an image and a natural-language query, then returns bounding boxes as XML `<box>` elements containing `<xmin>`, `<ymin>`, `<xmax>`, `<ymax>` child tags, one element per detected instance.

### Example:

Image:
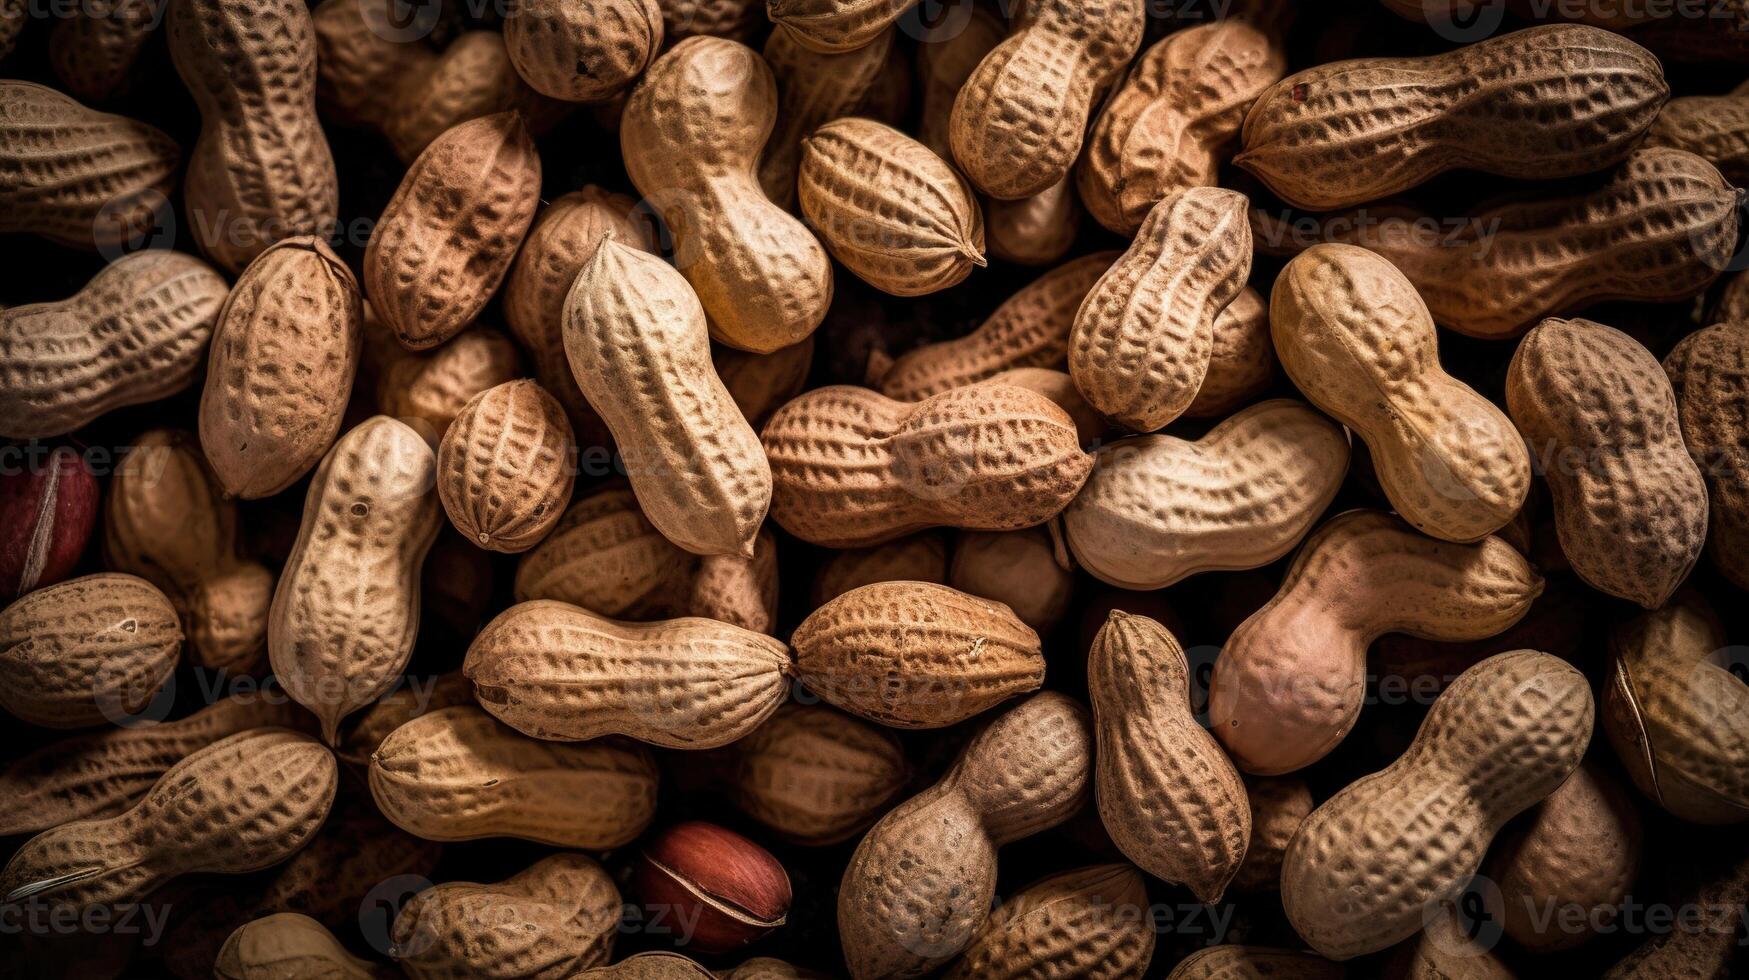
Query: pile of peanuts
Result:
<box><xmin>0</xmin><ymin>0</ymin><xmax>1746</xmax><ymax>977</ymax></box>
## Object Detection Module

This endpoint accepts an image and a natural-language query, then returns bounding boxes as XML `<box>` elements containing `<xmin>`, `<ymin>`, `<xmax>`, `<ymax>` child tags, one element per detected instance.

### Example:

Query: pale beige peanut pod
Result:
<box><xmin>812</xmin><ymin>532</ymin><xmax>949</xmax><ymax>605</ymax></box>
<box><xmin>943</xmin><ymin>864</ymin><xmax>1154</xmax><ymax>980</ymax></box>
<box><xmin>1484</xmin><ymin>759</ymin><xmax>1643</xmax><ymax>951</ymax></box>
<box><xmin>838</xmin><ymin>692</ymin><xmax>1093</xmax><ymax>979</ymax></box>
<box><xmin>914</xmin><ymin>0</ymin><xmax>1003</xmax><ymax>161</ymax></box>
<box><xmin>503</xmin><ymin>186</ymin><xmax>652</xmax><ymax>443</ymax></box>
<box><xmin>168</xmin><ymin>0</ymin><xmax>338</xmax><ymax>273</ymax></box>
<box><xmin>366</xmin><ymin>112</ymin><xmax>542</xmax><ymax>350</ymax></box>
<box><xmin>1237</xmin><ymin>25</ymin><xmax>1667</xmax><ymax>211</ymax></box>
<box><xmin>565</xmin><ymin>240</ymin><xmax>772</xmax><ymax>558</ymax></box>
<box><xmin>217</xmin><ymin>913</ymin><xmax>384</xmax><ymax>980</ymax></box>
<box><xmin>766</xmin><ymin>0</ymin><xmax>912</xmax><ymax>53</ymax></box>
<box><xmin>983</xmin><ymin>367</ymin><xmax>1104</xmax><ymax>446</ymax></box>
<box><xmin>104</xmin><ymin>429</ymin><xmax>275</xmax><ymax>674</ymax></box>
<box><xmin>874</xmin><ymin>251</ymin><xmax>1116</xmax><ymax>401</ymax></box>
<box><xmin>1604</xmin><ymin>590</ymin><xmax>1749</xmax><ymax>825</ymax></box>
<box><xmin>437</xmin><ymin>380</ymin><xmax>576</xmax><ymax>553</ymax></box>
<box><xmin>48</xmin><ymin>0</ymin><xmax>164</xmax><ymax>104</ymax></box>
<box><xmin>504</xmin><ymin>0</ymin><xmax>662</xmax><ymax>102</ymax></box>
<box><xmin>1166</xmin><ymin>946</ymin><xmax>1343</xmax><ymax>979</ymax></box>
<box><xmin>949</xmin><ymin>527</ymin><xmax>1072</xmax><ymax>634</ymax></box>
<box><xmin>1088</xmin><ymin>611</ymin><xmax>1249</xmax><ymax>904</ymax></box>
<box><xmin>1649</xmin><ymin>88</ymin><xmax>1749</xmax><ymax>185</ymax></box>
<box><xmin>368</xmin><ymin>704</ymin><xmax>659</xmax><ymax>847</ymax></box>
<box><xmin>462</xmin><ymin>599</ymin><xmax>791</xmax><ymax>748</ymax></box>
<box><xmin>269</xmin><ymin>416</ymin><xmax>441</xmax><ymax>743</ymax></box>
<box><xmin>389</xmin><ymin>853</ymin><xmax>621</xmax><ymax>979</ymax></box>
<box><xmin>0</xmin><ymin>573</ymin><xmax>181</xmax><ymax>729</ymax></box>
<box><xmin>758</xmin><ymin>26</ymin><xmax>895</xmax><ymax>211</ymax></box>
<box><xmin>1184</xmin><ymin>286</ymin><xmax>1274</xmax><ymax>419</ymax></box>
<box><xmin>1507</xmin><ymin>317</ymin><xmax>1708</xmax><ymax>608</ymax></box>
<box><xmin>1208</xmin><ymin>510</ymin><xmax>1543</xmax><ymax>776</ymax></box>
<box><xmin>1067</xmin><ymin>187</ymin><xmax>1252</xmax><ymax>432</ymax></box>
<box><xmin>1281</xmin><ymin>651</ymin><xmax>1593</xmax><ymax>960</ymax></box>
<box><xmin>0</xmin><ymin>80</ymin><xmax>180</xmax><ymax>251</ymax></box>
<box><xmin>1079</xmin><ymin>19</ymin><xmax>1285</xmax><ymax>236</ymax></box>
<box><xmin>985</xmin><ymin>177</ymin><xmax>1081</xmax><ymax>268</ymax></box>
<box><xmin>1063</xmin><ymin>399</ymin><xmax>1350</xmax><ymax>590</ymax></box>
<box><xmin>791</xmin><ymin>580</ymin><xmax>1042</xmax><ymax>728</ymax></box>
<box><xmin>949</xmin><ymin>0</ymin><xmax>1145</xmax><ymax>200</ymax></box>
<box><xmin>0</xmin><ymin>690</ymin><xmax>310</xmax><ymax>836</ymax></box>
<box><xmin>715</xmin><ymin>336</ymin><xmax>816</xmax><ymax>429</ymax></box>
<box><xmin>1230</xmin><ymin>775</ymin><xmax>1312</xmax><ymax>893</ymax></box>
<box><xmin>763</xmin><ymin>383</ymin><xmax>1093</xmax><ymax>548</ymax></box>
<box><xmin>369</xmin><ymin>319</ymin><xmax>524</xmax><ymax>440</ymax></box>
<box><xmin>337</xmin><ymin>670</ymin><xmax>475</xmax><ymax>767</ymax></box>
<box><xmin>514</xmin><ymin>485</ymin><xmax>697</xmax><ymax>617</ymax></box>
<box><xmin>0</xmin><ymin>729</ymin><xmax>338</xmax><ymax>917</ymax></box>
<box><xmin>1250</xmin><ymin>147</ymin><xmax>1741</xmax><ymax>340</ymax></box>
<box><xmin>724</xmin><ymin>703</ymin><xmax>906</xmax><ymax>845</ymax></box>
<box><xmin>1273</xmin><ymin>244</ymin><xmax>1530</xmax><ymax>543</ymax></box>
<box><xmin>0</xmin><ymin>250</ymin><xmax>226</xmax><ymax>440</ymax></box>
<box><xmin>799</xmin><ymin>117</ymin><xmax>985</xmax><ymax>296</ymax></box>
<box><xmin>620</xmin><ymin>37</ymin><xmax>834</xmax><ymax>353</ymax></box>
<box><xmin>200</xmin><ymin>236</ymin><xmax>364</xmax><ymax>499</ymax></box>
<box><xmin>1663</xmin><ymin>321</ymin><xmax>1749</xmax><ymax>591</ymax></box>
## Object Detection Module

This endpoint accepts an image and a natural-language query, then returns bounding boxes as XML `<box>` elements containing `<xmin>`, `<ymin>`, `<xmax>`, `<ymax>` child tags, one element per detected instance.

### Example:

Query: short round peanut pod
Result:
<box><xmin>505</xmin><ymin>0</ymin><xmax>662</xmax><ymax>102</ymax></box>
<box><xmin>438</xmin><ymin>380</ymin><xmax>577</xmax><ymax>554</ymax></box>
<box><xmin>217</xmin><ymin>914</ymin><xmax>378</xmax><ymax>980</ymax></box>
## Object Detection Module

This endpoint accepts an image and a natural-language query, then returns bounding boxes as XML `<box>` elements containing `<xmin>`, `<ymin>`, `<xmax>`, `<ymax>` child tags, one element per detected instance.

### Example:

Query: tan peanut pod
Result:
<box><xmin>514</xmin><ymin>485</ymin><xmax>697</xmax><ymax>617</ymax></box>
<box><xmin>505</xmin><ymin>0</ymin><xmax>662</xmax><ymax>102</ymax></box>
<box><xmin>1251</xmin><ymin>148</ymin><xmax>1741</xmax><ymax>340</ymax></box>
<box><xmin>0</xmin><ymin>250</ymin><xmax>226</xmax><ymax>440</ymax></box>
<box><xmin>1484</xmin><ymin>759</ymin><xmax>1643</xmax><ymax>951</ymax></box>
<box><xmin>766</xmin><ymin>0</ymin><xmax>913</xmax><ymax>53</ymax></box>
<box><xmin>758</xmin><ymin>26</ymin><xmax>894</xmax><ymax>211</ymax></box>
<box><xmin>0</xmin><ymin>690</ymin><xmax>311</xmax><ymax>836</ymax></box>
<box><xmin>985</xmin><ymin>178</ymin><xmax>1081</xmax><ymax>268</ymax></box>
<box><xmin>984</xmin><ymin>367</ymin><xmax>1104</xmax><ymax>446</ymax></box>
<box><xmin>390</xmin><ymin>853</ymin><xmax>621</xmax><ymax>979</ymax></box>
<box><xmin>1383</xmin><ymin>904</ymin><xmax>1514</xmax><ymax>980</ymax></box>
<box><xmin>715</xmin><ymin>336</ymin><xmax>816</xmax><ymax>429</ymax></box>
<box><xmin>368</xmin><ymin>705</ymin><xmax>659</xmax><ymax>847</ymax></box>
<box><xmin>1231</xmin><ymin>775</ymin><xmax>1313</xmax><ymax>893</ymax></box>
<box><xmin>463</xmin><ymin>599</ymin><xmax>791</xmax><ymax>747</ymax></box>
<box><xmin>389</xmin><ymin>32</ymin><xmax>571</xmax><ymax>165</ymax></box>
<box><xmin>943</xmin><ymin>864</ymin><xmax>1153</xmax><ymax>980</ymax></box>
<box><xmin>1599</xmin><ymin>840</ymin><xmax>1748</xmax><ymax>979</ymax></box>
<box><xmin>336</xmin><ymin>670</ymin><xmax>475</xmax><ymax>767</ymax></box>
<box><xmin>949</xmin><ymin>527</ymin><xmax>1072</xmax><ymax>634</ymax></box>
<box><xmin>949</xmin><ymin>0</ymin><xmax>1145</xmax><ymax>200</ymax></box>
<box><xmin>812</xmin><ymin>532</ymin><xmax>949</xmax><ymax>605</ymax></box>
<box><xmin>1648</xmin><ymin>89</ymin><xmax>1749</xmax><ymax>186</ymax></box>
<box><xmin>1273</xmin><ymin>244</ymin><xmax>1530</xmax><ymax>542</ymax></box>
<box><xmin>763</xmin><ymin>383</ymin><xmax>1093</xmax><ymax>548</ymax></box>
<box><xmin>104</xmin><ymin>428</ymin><xmax>275</xmax><ymax>675</ymax></box>
<box><xmin>1664</xmin><ymin>320</ymin><xmax>1749</xmax><ymax>592</ymax></box>
<box><xmin>0</xmin><ymin>81</ymin><xmax>180</xmax><ymax>251</ymax></box>
<box><xmin>565</xmin><ymin>240</ymin><xmax>773</xmax><ymax>557</ymax></box>
<box><xmin>311</xmin><ymin>0</ymin><xmax>440</xmax><ymax>131</ymax></box>
<box><xmin>1507</xmin><ymin>316</ymin><xmax>1708</xmax><ymax>608</ymax></box>
<box><xmin>0</xmin><ymin>729</ymin><xmax>338</xmax><ymax>916</ymax></box>
<box><xmin>620</xmin><ymin>37</ymin><xmax>834</xmax><ymax>353</ymax></box>
<box><xmin>269</xmin><ymin>417</ymin><xmax>441</xmax><ymax>743</ymax></box>
<box><xmin>724</xmin><ymin>703</ymin><xmax>907</xmax><ymax>845</ymax></box>
<box><xmin>168</xmin><ymin>0</ymin><xmax>339</xmax><ymax>273</ymax></box>
<box><xmin>372</xmin><ymin>322</ymin><xmax>525</xmax><ymax>439</ymax></box>
<box><xmin>838</xmin><ymin>692</ymin><xmax>1093</xmax><ymax>979</ymax></box>
<box><xmin>689</xmin><ymin>526</ymin><xmax>781</xmax><ymax>634</ymax></box>
<box><xmin>1080</xmin><ymin>20</ymin><xmax>1286</xmax><ymax>235</ymax></box>
<box><xmin>658</xmin><ymin>0</ymin><xmax>763</xmax><ymax>41</ymax></box>
<box><xmin>1067</xmin><ymin>187</ymin><xmax>1252</xmax><ymax>432</ymax></box>
<box><xmin>48</xmin><ymin>0</ymin><xmax>164</xmax><ymax>103</ymax></box>
<box><xmin>217</xmin><ymin>913</ymin><xmax>384</xmax><ymax>980</ymax></box>
<box><xmin>503</xmin><ymin>186</ymin><xmax>652</xmax><ymax>443</ymax></box>
<box><xmin>1282</xmin><ymin>651</ymin><xmax>1593</xmax><ymax>960</ymax></box>
<box><xmin>0</xmin><ymin>573</ymin><xmax>180</xmax><ymax>729</ymax></box>
<box><xmin>1237</xmin><ymin>26</ymin><xmax>1667</xmax><ymax>211</ymax></box>
<box><xmin>200</xmin><ymin>236</ymin><xmax>364</xmax><ymax>499</ymax></box>
<box><xmin>1604</xmin><ymin>590</ymin><xmax>1749</xmax><ymax>825</ymax></box>
<box><xmin>791</xmin><ymin>581</ymin><xmax>1043</xmax><ymax>728</ymax></box>
<box><xmin>1088</xmin><ymin>612</ymin><xmax>1249</xmax><ymax>904</ymax></box>
<box><xmin>914</xmin><ymin>0</ymin><xmax>1003</xmax><ymax>160</ymax></box>
<box><xmin>1063</xmin><ymin>399</ymin><xmax>1350</xmax><ymax>590</ymax></box>
<box><xmin>1166</xmin><ymin>946</ymin><xmax>1345</xmax><ymax>980</ymax></box>
<box><xmin>581</xmin><ymin>952</ymin><xmax>715</xmax><ymax>978</ymax></box>
<box><xmin>365</xmin><ymin>112</ymin><xmax>543</xmax><ymax>350</ymax></box>
<box><xmin>798</xmin><ymin>118</ymin><xmax>986</xmax><ymax>296</ymax></box>
<box><xmin>437</xmin><ymin>380</ymin><xmax>576</xmax><ymax>553</ymax></box>
<box><xmin>1209</xmin><ymin>510</ymin><xmax>1544</xmax><ymax>776</ymax></box>
<box><xmin>1185</xmin><ymin>286</ymin><xmax>1275</xmax><ymax>418</ymax></box>
<box><xmin>875</xmin><ymin>251</ymin><xmax>1117</xmax><ymax>400</ymax></box>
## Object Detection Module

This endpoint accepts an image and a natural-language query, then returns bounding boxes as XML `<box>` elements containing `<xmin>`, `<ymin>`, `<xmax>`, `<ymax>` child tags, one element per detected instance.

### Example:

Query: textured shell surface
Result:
<box><xmin>1664</xmin><ymin>320</ymin><xmax>1749</xmax><ymax>591</ymax></box>
<box><xmin>757</xmin><ymin>26</ymin><xmax>894</xmax><ymax>211</ymax></box>
<box><xmin>943</xmin><ymin>864</ymin><xmax>1154</xmax><ymax>980</ymax></box>
<box><xmin>727</xmin><ymin>702</ymin><xmax>907</xmax><ymax>845</ymax></box>
<box><xmin>437</xmin><ymin>380</ymin><xmax>576</xmax><ymax>553</ymax></box>
<box><xmin>215</xmin><ymin>913</ymin><xmax>380</xmax><ymax>980</ymax></box>
<box><xmin>503</xmin><ymin>0</ymin><xmax>662</xmax><ymax>102</ymax></box>
<box><xmin>512</xmin><ymin>486</ymin><xmax>697</xmax><ymax>616</ymax></box>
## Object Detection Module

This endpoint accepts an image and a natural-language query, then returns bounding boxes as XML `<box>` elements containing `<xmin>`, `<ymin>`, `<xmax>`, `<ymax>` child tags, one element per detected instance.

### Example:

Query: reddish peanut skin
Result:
<box><xmin>0</xmin><ymin>447</ymin><xmax>98</xmax><ymax>600</ymax></box>
<box><xmin>630</xmin><ymin>821</ymin><xmax>792</xmax><ymax>953</ymax></box>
